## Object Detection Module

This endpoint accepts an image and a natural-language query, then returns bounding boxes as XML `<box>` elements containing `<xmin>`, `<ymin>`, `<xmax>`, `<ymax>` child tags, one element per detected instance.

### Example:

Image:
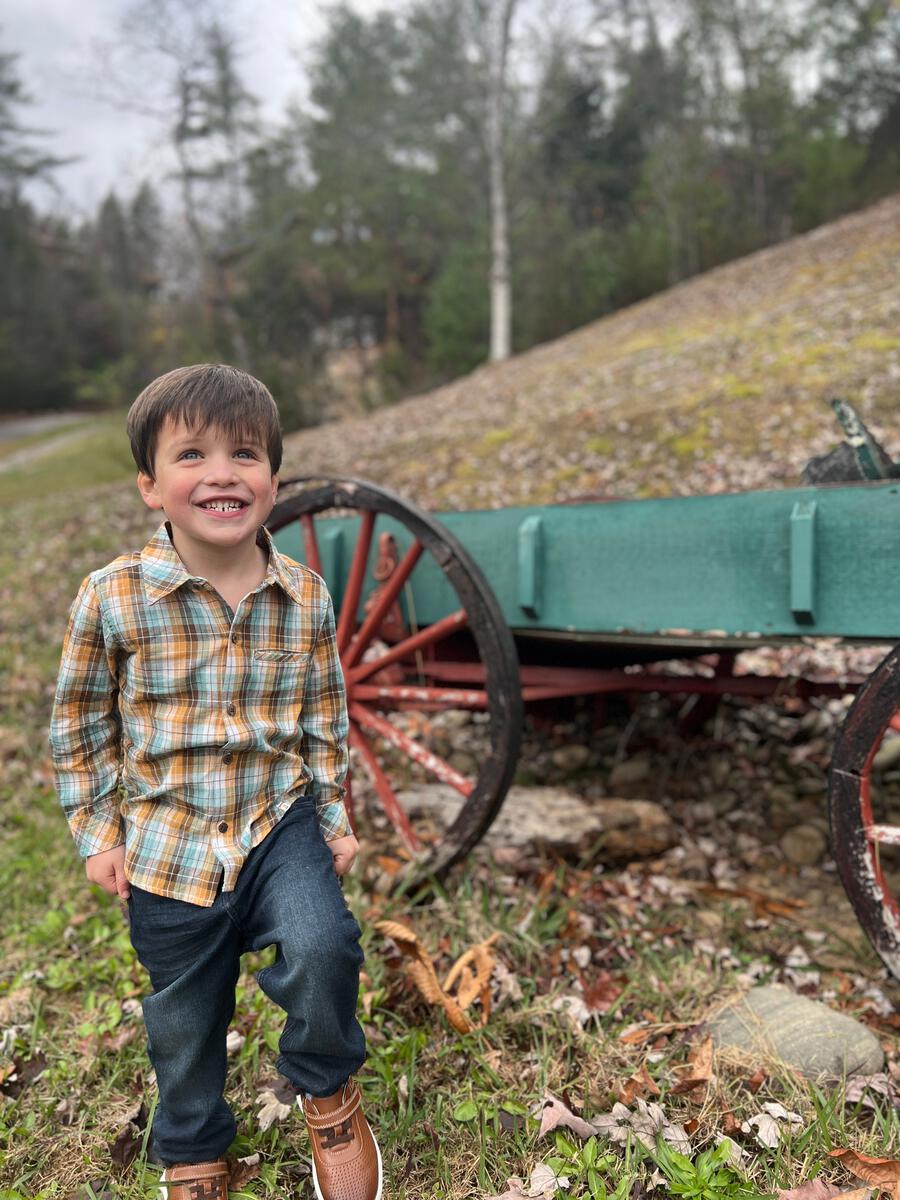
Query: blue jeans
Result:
<box><xmin>127</xmin><ymin>797</ymin><xmax>366</xmax><ymax>1166</ymax></box>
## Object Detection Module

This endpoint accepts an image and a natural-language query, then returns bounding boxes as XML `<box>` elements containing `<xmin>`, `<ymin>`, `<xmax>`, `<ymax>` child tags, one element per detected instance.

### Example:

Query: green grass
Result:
<box><xmin>0</xmin><ymin>420</ymin><xmax>89</xmax><ymax>462</ymax></box>
<box><xmin>0</xmin><ymin>412</ymin><xmax>135</xmax><ymax>504</ymax></box>
<box><xmin>0</xmin><ymin>423</ymin><xmax>897</xmax><ymax>1199</ymax></box>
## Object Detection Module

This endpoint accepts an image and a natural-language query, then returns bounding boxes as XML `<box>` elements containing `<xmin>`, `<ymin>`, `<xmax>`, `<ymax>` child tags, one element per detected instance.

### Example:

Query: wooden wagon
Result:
<box><xmin>269</xmin><ymin>406</ymin><xmax>900</xmax><ymax>979</ymax></box>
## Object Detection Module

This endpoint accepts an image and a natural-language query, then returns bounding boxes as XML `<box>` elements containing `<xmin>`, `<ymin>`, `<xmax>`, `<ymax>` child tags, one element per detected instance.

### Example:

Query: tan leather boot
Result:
<box><xmin>158</xmin><ymin>1159</ymin><xmax>230</xmax><ymax>1200</ymax></box>
<box><xmin>300</xmin><ymin>1080</ymin><xmax>382</xmax><ymax>1200</ymax></box>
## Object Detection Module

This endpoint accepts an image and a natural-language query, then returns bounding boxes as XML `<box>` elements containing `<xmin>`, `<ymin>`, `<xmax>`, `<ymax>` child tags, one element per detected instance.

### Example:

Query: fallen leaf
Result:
<box><xmin>550</xmin><ymin>993</ymin><xmax>592</xmax><ymax>1030</ymax></box>
<box><xmin>828</xmin><ymin>1149</ymin><xmax>900</xmax><ymax>1196</ymax></box>
<box><xmin>672</xmin><ymin>1035</ymin><xmax>715</xmax><ymax>1095</ymax></box>
<box><xmin>102</xmin><ymin>1026</ymin><xmax>138</xmax><ymax>1052</ymax></box>
<box><xmin>485</xmin><ymin>1181</ymin><xmax>530</xmax><ymax>1200</ymax></box>
<box><xmin>375</xmin><ymin>920</ymin><xmax>499</xmax><ymax>1034</ymax></box>
<box><xmin>229</xmin><ymin>1154</ymin><xmax>261</xmax><ymax>1188</ymax></box>
<box><xmin>55</xmin><ymin>1095</ymin><xmax>78</xmax><ymax>1125</ymax></box>
<box><xmin>714</xmin><ymin>1136</ymin><xmax>746</xmax><ymax>1168</ymax></box>
<box><xmin>741</xmin><ymin>1102</ymin><xmax>802</xmax><ymax>1149</ymax></box>
<box><xmin>619</xmin><ymin>1062</ymin><xmax>660</xmax><ymax>1104</ymax></box>
<box><xmin>581</xmin><ymin>970</ymin><xmax>623</xmax><ymax>1013</ymax></box>
<box><xmin>844</xmin><ymin>1073</ymin><xmax>899</xmax><ymax>1110</ymax></box>
<box><xmin>225</xmin><ymin>1029</ymin><xmax>245</xmax><ymax>1055</ymax></box>
<box><xmin>0</xmin><ymin>1051</ymin><xmax>47</xmax><ymax>1098</ymax></box>
<box><xmin>256</xmin><ymin>1087</ymin><xmax>293</xmax><ymax>1132</ymax></box>
<box><xmin>537</xmin><ymin>1092</ymin><xmax>598</xmax><ymax>1139</ymax></box>
<box><xmin>109</xmin><ymin>1102</ymin><xmax>147</xmax><ymax>1170</ymax></box>
<box><xmin>721</xmin><ymin>1109</ymin><xmax>742</xmax><ymax>1137</ymax></box>
<box><xmin>775</xmin><ymin>1182</ymin><xmax>845</xmax><ymax>1200</ymax></box>
<box><xmin>527</xmin><ymin>1162</ymin><xmax>570</xmax><ymax>1195</ymax></box>
<box><xmin>618</xmin><ymin>1023</ymin><xmax>653</xmax><ymax>1045</ymax></box>
<box><xmin>745</xmin><ymin>1067</ymin><xmax>767</xmax><ymax>1093</ymax></box>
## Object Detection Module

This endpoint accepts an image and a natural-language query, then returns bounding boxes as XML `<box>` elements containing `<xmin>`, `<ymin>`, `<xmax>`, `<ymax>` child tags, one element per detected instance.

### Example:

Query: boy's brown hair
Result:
<box><xmin>127</xmin><ymin>364</ymin><xmax>283</xmax><ymax>478</ymax></box>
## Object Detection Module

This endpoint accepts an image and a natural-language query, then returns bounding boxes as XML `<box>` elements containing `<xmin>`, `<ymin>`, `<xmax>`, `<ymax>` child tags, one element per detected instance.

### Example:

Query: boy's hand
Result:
<box><xmin>326</xmin><ymin>833</ymin><xmax>359</xmax><ymax>876</ymax></box>
<box><xmin>86</xmin><ymin>843</ymin><xmax>130</xmax><ymax>900</ymax></box>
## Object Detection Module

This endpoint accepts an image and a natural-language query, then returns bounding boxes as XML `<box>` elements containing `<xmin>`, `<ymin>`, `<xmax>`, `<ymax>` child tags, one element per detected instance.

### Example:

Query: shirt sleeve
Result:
<box><xmin>300</xmin><ymin>592</ymin><xmax>352</xmax><ymax>842</ymax></box>
<box><xmin>49</xmin><ymin>576</ymin><xmax>125</xmax><ymax>857</ymax></box>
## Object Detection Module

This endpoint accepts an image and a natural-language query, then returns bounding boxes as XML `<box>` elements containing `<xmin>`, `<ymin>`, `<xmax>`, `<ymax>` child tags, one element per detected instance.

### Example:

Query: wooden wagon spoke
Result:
<box><xmin>865</xmin><ymin>824</ymin><xmax>900</xmax><ymax>847</ymax></box>
<box><xmin>353</xmin><ymin>683</ymin><xmax>489</xmax><ymax>709</ymax></box>
<box><xmin>350</xmin><ymin>609</ymin><xmax>469</xmax><ymax>684</ymax></box>
<box><xmin>336</xmin><ymin>509</ymin><xmax>376</xmax><ymax>653</ymax></box>
<box><xmin>300</xmin><ymin>514</ymin><xmax>322</xmax><ymax>577</ymax></box>
<box><xmin>267</xmin><ymin>475</ymin><xmax>522</xmax><ymax>892</ymax></box>
<box><xmin>350</xmin><ymin>702</ymin><xmax>474</xmax><ymax>797</ymax></box>
<box><xmin>348</xmin><ymin>724</ymin><xmax>422</xmax><ymax>854</ymax></box>
<box><xmin>343</xmin><ymin>538</ymin><xmax>425</xmax><ymax>670</ymax></box>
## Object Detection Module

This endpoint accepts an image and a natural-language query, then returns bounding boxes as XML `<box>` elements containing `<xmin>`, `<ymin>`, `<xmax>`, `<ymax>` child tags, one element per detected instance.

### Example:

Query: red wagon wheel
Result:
<box><xmin>268</xmin><ymin>476</ymin><xmax>523</xmax><ymax>890</ymax></box>
<box><xmin>828</xmin><ymin>644</ymin><xmax>900</xmax><ymax>979</ymax></box>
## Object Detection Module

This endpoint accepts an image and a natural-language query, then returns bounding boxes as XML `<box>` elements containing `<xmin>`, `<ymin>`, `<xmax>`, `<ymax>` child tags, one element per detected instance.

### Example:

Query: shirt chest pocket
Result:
<box><xmin>248</xmin><ymin>648</ymin><xmax>312</xmax><ymax>705</ymax></box>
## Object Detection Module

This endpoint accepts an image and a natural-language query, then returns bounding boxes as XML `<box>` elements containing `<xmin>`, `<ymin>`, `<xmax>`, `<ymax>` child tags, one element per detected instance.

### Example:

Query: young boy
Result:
<box><xmin>49</xmin><ymin>364</ymin><xmax>382</xmax><ymax>1200</ymax></box>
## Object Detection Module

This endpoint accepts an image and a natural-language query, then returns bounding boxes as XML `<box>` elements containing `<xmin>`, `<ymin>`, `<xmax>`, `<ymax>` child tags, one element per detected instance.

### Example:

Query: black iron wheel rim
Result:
<box><xmin>269</xmin><ymin>475</ymin><xmax>523</xmax><ymax>889</ymax></box>
<box><xmin>828</xmin><ymin>641</ymin><xmax>900</xmax><ymax>980</ymax></box>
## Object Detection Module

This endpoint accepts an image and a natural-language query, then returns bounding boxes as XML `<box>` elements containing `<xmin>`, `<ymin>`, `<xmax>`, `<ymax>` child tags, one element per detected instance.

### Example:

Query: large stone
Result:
<box><xmin>609</xmin><ymin>758</ymin><xmax>651</xmax><ymax>789</ymax></box>
<box><xmin>397</xmin><ymin>784</ymin><xmax>677</xmax><ymax>859</ymax></box>
<box><xmin>550</xmin><ymin>744</ymin><xmax>591</xmax><ymax>772</ymax></box>
<box><xmin>708</xmin><ymin>984</ymin><xmax>884</xmax><ymax>1079</ymax></box>
<box><xmin>780</xmin><ymin>823</ymin><xmax>828</xmax><ymax>865</ymax></box>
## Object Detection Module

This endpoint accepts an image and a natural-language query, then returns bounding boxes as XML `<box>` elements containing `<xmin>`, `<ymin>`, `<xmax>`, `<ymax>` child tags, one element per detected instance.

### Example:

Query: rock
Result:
<box><xmin>609</xmin><ymin>758</ymin><xmax>651</xmax><ymax>789</ymax></box>
<box><xmin>795</xmin><ymin>777</ymin><xmax>826</xmax><ymax>797</ymax></box>
<box><xmin>710</xmin><ymin>790</ymin><xmax>740</xmax><ymax>816</ymax></box>
<box><xmin>709</xmin><ymin>984</ymin><xmax>884</xmax><ymax>1079</ymax></box>
<box><xmin>780</xmin><ymin>823</ymin><xmax>828</xmax><ymax>865</ymax></box>
<box><xmin>550</xmin><ymin>744</ymin><xmax>591</xmax><ymax>772</ymax></box>
<box><xmin>397</xmin><ymin>784</ymin><xmax>677</xmax><ymax>859</ymax></box>
<box><xmin>767</xmin><ymin>787</ymin><xmax>795</xmax><ymax>808</ymax></box>
<box><xmin>448</xmin><ymin>751</ymin><xmax>478</xmax><ymax>776</ymax></box>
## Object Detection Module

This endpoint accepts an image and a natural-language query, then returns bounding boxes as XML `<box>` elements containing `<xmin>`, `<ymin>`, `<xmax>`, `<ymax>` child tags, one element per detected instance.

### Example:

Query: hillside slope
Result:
<box><xmin>282</xmin><ymin>194</ymin><xmax>900</xmax><ymax>510</ymax></box>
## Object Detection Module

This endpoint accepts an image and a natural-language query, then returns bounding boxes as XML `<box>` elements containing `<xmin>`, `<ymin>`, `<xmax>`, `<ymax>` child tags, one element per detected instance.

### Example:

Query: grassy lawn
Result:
<box><xmin>0</xmin><ymin>413</ymin><xmax>136</xmax><ymax>505</ymax></box>
<box><xmin>0</xmin><ymin>428</ymin><xmax>897</xmax><ymax>1200</ymax></box>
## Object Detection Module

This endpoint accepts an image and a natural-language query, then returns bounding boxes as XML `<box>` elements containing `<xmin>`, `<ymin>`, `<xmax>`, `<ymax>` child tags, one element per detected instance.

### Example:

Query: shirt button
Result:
<box><xmin>227</xmin><ymin>703</ymin><xmax>236</xmax><ymax>716</ymax></box>
<box><xmin>231</xmin><ymin>633</ymin><xmax>240</xmax><ymax>644</ymax></box>
<box><xmin>217</xmin><ymin>820</ymin><xmax>228</xmax><ymax>833</ymax></box>
<box><xmin>222</xmin><ymin>752</ymin><xmax>233</xmax><ymax>764</ymax></box>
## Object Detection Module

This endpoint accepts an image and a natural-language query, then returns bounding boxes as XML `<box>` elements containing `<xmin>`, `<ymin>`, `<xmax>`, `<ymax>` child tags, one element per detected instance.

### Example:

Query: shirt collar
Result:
<box><xmin>140</xmin><ymin>523</ymin><xmax>305</xmax><ymax>607</ymax></box>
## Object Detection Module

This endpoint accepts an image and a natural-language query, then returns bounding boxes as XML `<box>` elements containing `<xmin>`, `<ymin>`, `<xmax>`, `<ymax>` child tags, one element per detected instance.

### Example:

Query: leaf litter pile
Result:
<box><xmin>2</xmin><ymin>197</ymin><xmax>900</xmax><ymax>1196</ymax></box>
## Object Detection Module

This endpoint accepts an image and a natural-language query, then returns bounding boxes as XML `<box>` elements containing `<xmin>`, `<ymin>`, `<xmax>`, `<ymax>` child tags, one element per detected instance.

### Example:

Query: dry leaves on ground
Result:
<box><xmin>376</xmin><ymin>919</ymin><xmax>499</xmax><ymax>1034</ymax></box>
<box><xmin>828</xmin><ymin>1149</ymin><xmax>900</xmax><ymax>1198</ymax></box>
<box><xmin>776</xmin><ymin>1182</ymin><xmax>873</xmax><ymax>1200</ymax></box>
<box><xmin>256</xmin><ymin>1086</ymin><xmax>294</xmax><ymax>1132</ymax></box>
<box><xmin>741</xmin><ymin>1101</ymin><xmax>803</xmax><ymax>1148</ymax></box>
<box><xmin>487</xmin><ymin>1163</ymin><xmax>571</xmax><ymax>1199</ymax></box>
<box><xmin>534</xmin><ymin>1091</ymin><xmax>692</xmax><ymax>1155</ymax></box>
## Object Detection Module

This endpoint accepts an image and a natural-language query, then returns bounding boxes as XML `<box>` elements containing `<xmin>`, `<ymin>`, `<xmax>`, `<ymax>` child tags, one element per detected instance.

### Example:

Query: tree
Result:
<box><xmin>100</xmin><ymin>1</ymin><xmax>261</xmax><ymax>364</ymax></box>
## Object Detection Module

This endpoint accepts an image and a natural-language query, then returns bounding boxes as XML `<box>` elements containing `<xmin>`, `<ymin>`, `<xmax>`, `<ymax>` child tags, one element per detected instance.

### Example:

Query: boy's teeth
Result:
<box><xmin>203</xmin><ymin>501</ymin><xmax>244</xmax><ymax>511</ymax></box>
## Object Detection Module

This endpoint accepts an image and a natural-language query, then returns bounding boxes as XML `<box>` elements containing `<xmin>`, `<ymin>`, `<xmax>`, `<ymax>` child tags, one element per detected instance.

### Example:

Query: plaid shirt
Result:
<box><xmin>50</xmin><ymin>523</ymin><xmax>350</xmax><ymax>906</ymax></box>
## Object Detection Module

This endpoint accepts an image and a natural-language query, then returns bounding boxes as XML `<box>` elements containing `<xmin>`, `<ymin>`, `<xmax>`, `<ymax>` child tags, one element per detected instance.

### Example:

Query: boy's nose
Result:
<box><xmin>203</xmin><ymin>457</ymin><xmax>239</xmax><ymax>483</ymax></box>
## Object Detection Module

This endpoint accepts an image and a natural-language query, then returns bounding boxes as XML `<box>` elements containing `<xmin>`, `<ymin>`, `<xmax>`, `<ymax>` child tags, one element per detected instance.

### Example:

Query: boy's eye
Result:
<box><xmin>179</xmin><ymin>450</ymin><xmax>201</xmax><ymax>460</ymax></box>
<box><xmin>235</xmin><ymin>449</ymin><xmax>258</xmax><ymax>459</ymax></box>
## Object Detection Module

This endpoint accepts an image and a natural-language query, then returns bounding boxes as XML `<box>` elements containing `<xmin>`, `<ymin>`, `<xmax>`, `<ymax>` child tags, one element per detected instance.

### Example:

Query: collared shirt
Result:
<box><xmin>50</xmin><ymin>523</ymin><xmax>350</xmax><ymax>906</ymax></box>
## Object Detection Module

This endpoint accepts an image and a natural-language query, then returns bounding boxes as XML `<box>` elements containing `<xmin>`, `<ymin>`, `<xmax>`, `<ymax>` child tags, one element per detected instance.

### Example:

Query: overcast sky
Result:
<box><xmin>3</xmin><ymin>0</ymin><xmax>390</xmax><ymax>216</ymax></box>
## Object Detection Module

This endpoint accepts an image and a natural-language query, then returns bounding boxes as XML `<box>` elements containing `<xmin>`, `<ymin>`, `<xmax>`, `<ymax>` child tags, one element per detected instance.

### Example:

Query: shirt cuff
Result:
<box><xmin>71</xmin><ymin>807</ymin><xmax>126</xmax><ymax>859</ymax></box>
<box><xmin>317</xmin><ymin>799</ymin><xmax>352</xmax><ymax>842</ymax></box>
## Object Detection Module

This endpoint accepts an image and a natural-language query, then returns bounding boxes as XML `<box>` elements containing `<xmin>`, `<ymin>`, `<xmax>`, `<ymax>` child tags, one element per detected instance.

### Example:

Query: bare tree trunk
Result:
<box><xmin>487</xmin><ymin>0</ymin><xmax>517</xmax><ymax>363</ymax></box>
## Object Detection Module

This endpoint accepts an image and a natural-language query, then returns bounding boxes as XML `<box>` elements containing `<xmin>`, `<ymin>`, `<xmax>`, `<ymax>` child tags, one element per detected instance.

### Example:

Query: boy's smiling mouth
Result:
<box><xmin>197</xmin><ymin>498</ymin><xmax>249</xmax><ymax>513</ymax></box>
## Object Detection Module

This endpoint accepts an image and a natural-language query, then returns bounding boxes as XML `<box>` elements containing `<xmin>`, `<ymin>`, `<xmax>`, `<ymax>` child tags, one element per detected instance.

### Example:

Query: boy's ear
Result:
<box><xmin>271</xmin><ymin>474</ymin><xmax>279</xmax><ymax>503</ymax></box>
<box><xmin>137</xmin><ymin>471</ymin><xmax>163</xmax><ymax>511</ymax></box>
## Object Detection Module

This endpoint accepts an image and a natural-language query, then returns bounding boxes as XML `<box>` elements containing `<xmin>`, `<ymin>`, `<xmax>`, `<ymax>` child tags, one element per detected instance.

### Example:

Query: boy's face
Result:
<box><xmin>137</xmin><ymin>417</ymin><xmax>279</xmax><ymax>553</ymax></box>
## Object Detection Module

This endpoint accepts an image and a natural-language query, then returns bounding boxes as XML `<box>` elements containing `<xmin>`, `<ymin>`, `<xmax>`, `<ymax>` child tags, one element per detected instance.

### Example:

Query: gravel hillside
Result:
<box><xmin>282</xmin><ymin>193</ymin><xmax>900</xmax><ymax>510</ymax></box>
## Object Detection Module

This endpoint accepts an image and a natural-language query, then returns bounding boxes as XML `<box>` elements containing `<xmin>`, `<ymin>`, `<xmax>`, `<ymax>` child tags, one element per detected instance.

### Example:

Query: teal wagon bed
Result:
<box><xmin>269</xmin><ymin>439</ymin><xmax>900</xmax><ymax>978</ymax></box>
